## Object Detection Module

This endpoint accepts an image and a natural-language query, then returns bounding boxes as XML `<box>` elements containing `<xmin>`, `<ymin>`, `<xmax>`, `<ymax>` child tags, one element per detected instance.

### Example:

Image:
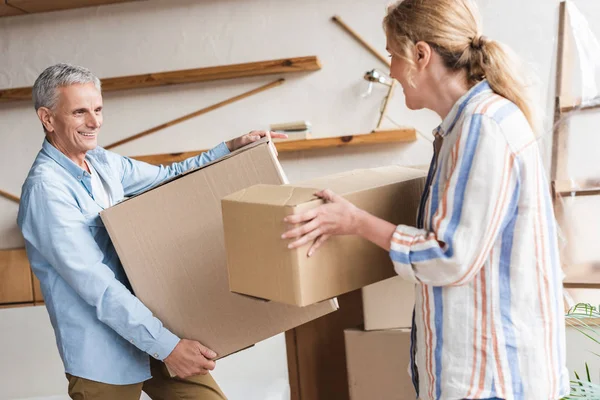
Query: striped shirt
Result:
<box><xmin>390</xmin><ymin>81</ymin><xmax>569</xmax><ymax>400</ymax></box>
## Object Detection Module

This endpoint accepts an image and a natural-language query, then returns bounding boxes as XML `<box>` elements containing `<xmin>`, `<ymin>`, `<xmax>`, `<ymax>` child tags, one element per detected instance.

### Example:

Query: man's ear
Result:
<box><xmin>414</xmin><ymin>41</ymin><xmax>433</xmax><ymax>71</ymax></box>
<box><xmin>37</xmin><ymin>107</ymin><xmax>54</xmax><ymax>133</ymax></box>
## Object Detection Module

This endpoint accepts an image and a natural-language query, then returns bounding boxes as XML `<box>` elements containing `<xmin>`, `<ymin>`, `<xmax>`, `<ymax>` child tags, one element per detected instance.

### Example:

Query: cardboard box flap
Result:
<box><xmin>292</xmin><ymin>165</ymin><xmax>426</xmax><ymax>195</ymax></box>
<box><xmin>116</xmin><ymin>138</ymin><xmax>277</xmax><ymax>204</ymax></box>
<box><xmin>223</xmin><ymin>184</ymin><xmax>321</xmax><ymax>206</ymax></box>
<box><xmin>224</xmin><ymin>165</ymin><xmax>428</xmax><ymax>208</ymax></box>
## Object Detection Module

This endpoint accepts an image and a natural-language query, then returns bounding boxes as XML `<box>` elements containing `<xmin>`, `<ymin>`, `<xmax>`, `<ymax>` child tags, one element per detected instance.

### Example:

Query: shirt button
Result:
<box><xmin>77</xmin><ymin>176</ymin><xmax>82</xmax><ymax>180</ymax></box>
<box><xmin>153</xmin><ymin>353</ymin><xmax>159</xmax><ymax>358</ymax></box>
<box><xmin>130</xmin><ymin>339</ymin><xmax>134</xmax><ymax>343</ymax></box>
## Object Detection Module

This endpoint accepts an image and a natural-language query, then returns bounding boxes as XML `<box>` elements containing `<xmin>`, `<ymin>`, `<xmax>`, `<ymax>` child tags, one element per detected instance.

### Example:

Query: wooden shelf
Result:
<box><xmin>566</xmin><ymin>317</ymin><xmax>600</xmax><ymax>327</ymax></box>
<box><xmin>0</xmin><ymin>56</ymin><xmax>322</xmax><ymax>103</ymax></box>
<box><xmin>2</xmin><ymin>0</ymin><xmax>139</xmax><ymax>17</ymax></box>
<box><xmin>0</xmin><ymin>2</ymin><xmax>26</xmax><ymax>16</ymax></box>
<box><xmin>132</xmin><ymin>129</ymin><xmax>417</xmax><ymax>166</ymax></box>
<box><xmin>560</xmin><ymin>98</ymin><xmax>600</xmax><ymax>113</ymax></box>
<box><xmin>554</xmin><ymin>179</ymin><xmax>600</xmax><ymax>198</ymax></box>
<box><xmin>563</xmin><ymin>261</ymin><xmax>600</xmax><ymax>289</ymax></box>
<box><xmin>0</xmin><ymin>248</ymin><xmax>33</xmax><ymax>304</ymax></box>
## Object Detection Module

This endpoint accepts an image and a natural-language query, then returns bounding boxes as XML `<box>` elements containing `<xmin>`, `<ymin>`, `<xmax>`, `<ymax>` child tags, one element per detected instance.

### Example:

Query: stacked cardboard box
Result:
<box><xmin>343</xmin><ymin>277</ymin><xmax>417</xmax><ymax>399</ymax></box>
<box><xmin>345</xmin><ymin>328</ymin><xmax>416</xmax><ymax>399</ymax></box>
<box><xmin>222</xmin><ymin>163</ymin><xmax>424</xmax><ymax>397</ymax></box>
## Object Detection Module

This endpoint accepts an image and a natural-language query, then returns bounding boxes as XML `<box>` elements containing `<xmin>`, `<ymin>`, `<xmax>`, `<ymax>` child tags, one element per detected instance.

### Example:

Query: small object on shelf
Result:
<box><xmin>270</xmin><ymin>121</ymin><xmax>312</xmax><ymax>132</ymax></box>
<box><xmin>272</xmin><ymin>131</ymin><xmax>312</xmax><ymax>142</ymax></box>
<box><xmin>269</xmin><ymin>121</ymin><xmax>312</xmax><ymax>142</ymax></box>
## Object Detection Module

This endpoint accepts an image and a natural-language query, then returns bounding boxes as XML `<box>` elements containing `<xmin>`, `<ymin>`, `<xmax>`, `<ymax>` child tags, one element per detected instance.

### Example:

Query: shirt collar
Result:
<box><xmin>42</xmin><ymin>138</ymin><xmax>90</xmax><ymax>180</ymax></box>
<box><xmin>434</xmin><ymin>80</ymin><xmax>492</xmax><ymax>138</ymax></box>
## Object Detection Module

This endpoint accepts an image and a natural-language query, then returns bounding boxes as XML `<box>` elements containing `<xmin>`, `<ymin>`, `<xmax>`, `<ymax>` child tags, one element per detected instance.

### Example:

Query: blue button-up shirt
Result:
<box><xmin>17</xmin><ymin>139</ymin><xmax>230</xmax><ymax>384</ymax></box>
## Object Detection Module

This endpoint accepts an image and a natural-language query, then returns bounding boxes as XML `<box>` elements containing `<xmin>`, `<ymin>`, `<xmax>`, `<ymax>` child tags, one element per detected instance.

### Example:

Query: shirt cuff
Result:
<box><xmin>209</xmin><ymin>142</ymin><xmax>231</xmax><ymax>160</ymax></box>
<box><xmin>390</xmin><ymin>225</ymin><xmax>419</xmax><ymax>283</ymax></box>
<box><xmin>147</xmin><ymin>328</ymin><xmax>180</xmax><ymax>361</ymax></box>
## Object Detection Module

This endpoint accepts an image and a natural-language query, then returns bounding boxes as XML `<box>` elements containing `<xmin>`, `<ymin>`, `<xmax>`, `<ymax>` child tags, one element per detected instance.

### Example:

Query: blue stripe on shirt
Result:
<box><xmin>499</xmin><ymin>188</ymin><xmax>524</xmax><ymax>399</ymax></box>
<box><xmin>442</xmin><ymin>115</ymin><xmax>484</xmax><ymax>258</ymax></box>
<box><xmin>434</xmin><ymin>286</ymin><xmax>444</xmax><ymax>400</ymax></box>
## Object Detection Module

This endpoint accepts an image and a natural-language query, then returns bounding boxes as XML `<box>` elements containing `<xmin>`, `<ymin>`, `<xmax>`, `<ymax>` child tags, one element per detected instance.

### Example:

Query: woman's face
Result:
<box><xmin>387</xmin><ymin>42</ymin><xmax>429</xmax><ymax>111</ymax></box>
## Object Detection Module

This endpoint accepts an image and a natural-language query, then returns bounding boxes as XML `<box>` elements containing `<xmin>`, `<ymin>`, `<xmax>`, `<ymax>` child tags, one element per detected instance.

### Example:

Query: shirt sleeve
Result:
<box><xmin>117</xmin><ymin>142</ymin><xmax>230</xmax><ymax>197</ymax></box>
<box><xmin>19</xmin><ymin>182</ymin><xmax>180</xmax><ymax>360</ymax></box>
<box><xmin>390</xmin><ymin>115</ymin><xmax>520</xmax><ymax>287</ymax></box>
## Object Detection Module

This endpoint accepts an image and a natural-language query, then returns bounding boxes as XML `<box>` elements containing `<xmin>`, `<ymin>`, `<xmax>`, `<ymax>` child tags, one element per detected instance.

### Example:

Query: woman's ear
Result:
<box><xmin>414</xmin><ymin>41</ymin><xmax>432</xmax><ymax>71</ymax></box>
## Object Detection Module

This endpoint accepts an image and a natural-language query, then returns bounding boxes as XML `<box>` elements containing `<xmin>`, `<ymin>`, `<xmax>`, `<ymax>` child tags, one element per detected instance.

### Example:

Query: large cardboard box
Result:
<box><xmin>222</xmin><ymin>166</ymin><xmax>426</xmax><ymax>307</ymax></box>
<box><xmin>362</xmin><ymin>276</ymin><xmax>415</xmax><ymax>331</ymax></box>
<box><xmin>344</xmin><ymin>328</ymin><xmax>416</xmax><ymax>400</ymax></box>
<box><xmin>100</xmin><ymin>140</ymin><xmax>337</xmax><ymax>359</ymax></box>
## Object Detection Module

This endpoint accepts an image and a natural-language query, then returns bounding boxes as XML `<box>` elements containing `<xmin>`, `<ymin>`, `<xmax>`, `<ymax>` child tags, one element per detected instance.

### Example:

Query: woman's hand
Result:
<box><xmin>281</xmin><ymin>189</ymin><xmax>362</xmax><ymax>257</ymax></box>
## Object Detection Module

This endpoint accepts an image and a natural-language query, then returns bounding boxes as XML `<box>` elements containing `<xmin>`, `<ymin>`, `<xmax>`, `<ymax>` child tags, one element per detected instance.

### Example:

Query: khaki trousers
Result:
<box><xmin>66</xmin><ymin>358</ymin><xmax>227</xmax><ymax>400</ymax></box>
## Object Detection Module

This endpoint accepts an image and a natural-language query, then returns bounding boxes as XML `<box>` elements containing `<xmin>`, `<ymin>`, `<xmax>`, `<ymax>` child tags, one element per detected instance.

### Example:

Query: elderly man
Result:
<box><xmin>17</xmin><ymin>63</ymin><xmax>284</xmax><ymax>400</ymax></box>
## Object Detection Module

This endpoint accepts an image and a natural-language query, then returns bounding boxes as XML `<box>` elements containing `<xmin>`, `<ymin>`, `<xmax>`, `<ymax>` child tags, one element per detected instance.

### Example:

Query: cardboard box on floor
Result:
<box><xmin>100</xmin><ymin>140</ymin><xmax>337</xmax><ymax>359</ymax></box>
<box><xmin>222</xmin><ymin>166</ymin><xmax>426</xmax><ymax>307</ymax></box>
<box><xmin>344</xmin><ymin>328</ymin><xmax>416</xmax><ymax>400</ymax></box>
<box><xmin>362</xmin><ymin>276</ymin><xmax>415</xmax><ymax>331</ymax></box>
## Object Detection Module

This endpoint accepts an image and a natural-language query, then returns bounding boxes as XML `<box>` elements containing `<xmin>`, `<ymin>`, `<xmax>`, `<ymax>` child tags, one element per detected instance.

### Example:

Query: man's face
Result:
<box><xmin>42</xmin><ymin>82</ymin><xmax>103</xmax><ymax>156</ymax></box>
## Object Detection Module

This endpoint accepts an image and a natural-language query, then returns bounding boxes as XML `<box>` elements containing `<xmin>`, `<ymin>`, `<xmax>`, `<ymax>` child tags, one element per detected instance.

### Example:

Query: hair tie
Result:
<box><xmin>471</xmin><ymin>35</ymin><xmax>488</xmax><ymax>50</ymax></box>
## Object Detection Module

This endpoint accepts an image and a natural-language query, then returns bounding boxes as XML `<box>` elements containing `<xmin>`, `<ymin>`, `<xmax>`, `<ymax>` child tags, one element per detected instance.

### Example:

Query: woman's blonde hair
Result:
<box><xmin>384</xmin><ymin>0</ymin><xmax>538</xmax><ymax>131</ymax></box>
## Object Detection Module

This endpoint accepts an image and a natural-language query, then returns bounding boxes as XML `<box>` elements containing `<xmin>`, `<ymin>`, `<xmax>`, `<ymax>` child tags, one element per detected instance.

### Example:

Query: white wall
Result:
<box><xmin>0</xmin><ymin>0</ymin><xmax>598</xmax><ymax>399</ymax></box>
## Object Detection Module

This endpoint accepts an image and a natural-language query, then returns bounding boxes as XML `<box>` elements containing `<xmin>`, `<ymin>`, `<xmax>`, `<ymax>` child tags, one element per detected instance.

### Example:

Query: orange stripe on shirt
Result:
<box><xmin>490</xmin><ymin>248</ymin><xmax>507</xmax><ymax>398</ymax></box>
<box><xmin>466</xmin><ymin>276</ymin><xmax>480</xmax><ymax>398</ymax></box>
<box><xmin>475</xmin><ymin>267</ymin><xmax>489</xmax><ymax>398</ymax></box>
<box><xmin>423</xmin><ymin>286</ymin><xmax>436</xmax><ymax>400</ymax></box>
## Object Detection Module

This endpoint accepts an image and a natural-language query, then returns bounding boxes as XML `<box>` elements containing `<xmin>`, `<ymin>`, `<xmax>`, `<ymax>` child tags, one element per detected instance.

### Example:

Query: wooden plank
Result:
<box><xmin>32</xmin><ymin>271</ymin><xmax>43</xmax><ymax>304</ymax></box>
<box><xmin>331</xmin><ymin>15</ymin><xmax>390</xmax><ymax>68</ymax></box>
<box><xmin>286</xmin><ymin>290</ymin><xmax>364</xmax><ymax>400</ymax></box>
<box><xmin>5</xmin><ymin>0</ymin><xmax>139</xmax><ymax>14</ymax></box>
<box><xmin>105</xmin><ymin>78</ymin><xmax>285</xmax><ymax>150</ymax></box>
<box><xmin>0</xmin><ymin>2</ymin><xmax>26</xmax><ymax>16</ymax></box>
<box><xmin>0</xmin><ymin>56</ymin><xmax>322</xmax><ymax>102</ymax></box>
<box><xmin>376</xmin><ymin>80</ymin><xmax>397</xmax><ymax>130</ymax></box>
<box><xmin>0</xmin><ymin>303</ymin><xmax>34</xmax><ymax>309</ymax></box>
<box><xmin>0</xmin><ymin>189</ymin><xmax>20</xmax><ymax>204</ymax></box>
<box><xmin>0</xmin><ymin>248</ymin><xmax>34</xmax><ymax>304</ymax></box>
<box><xmin>132</xmin><ymin>129</ymin><xmax>417</xmax><ymax>166</ymax></box>
<box><xmin>566</xmin><ymin>317</ymin><xmax>600</xmax><ymax>327</ymax></box>
<box><xmin>551</xmin><ymin>2</ymin><xmax>571</xmax><ymax>182</ymax></box>
<box><xmin>285</xmin><ymin>330</ymin><xmax>302</xmax><ymax>400</ymax></box>
<box><xmin>555</xmin><ymin>2</ymin><xmax>580</xmax><ymax>111</ymax></box>
<box><xmin>554</xmin><ymin>179</ymin><xmax>600</xmax><ymax>198</ymax></box>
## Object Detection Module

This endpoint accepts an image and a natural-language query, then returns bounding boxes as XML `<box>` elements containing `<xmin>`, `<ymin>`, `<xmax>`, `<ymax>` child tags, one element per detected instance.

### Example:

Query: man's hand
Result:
<box><xmin>164</xmin><ymin>339</ymin><xmax>217</xmax><ymax>378</ymax></box>
<box><xmin>226</xmin><ymin>130</ymin><xmax>288</xmax><ymax>152</ymax></box>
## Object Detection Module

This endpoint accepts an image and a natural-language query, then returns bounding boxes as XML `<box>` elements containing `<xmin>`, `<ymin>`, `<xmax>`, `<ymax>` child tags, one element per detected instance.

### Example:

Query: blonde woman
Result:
<box><xmin>282</xmin><ymin>0</ymin><xmax>568</xmax><ymax>398</ymax></box>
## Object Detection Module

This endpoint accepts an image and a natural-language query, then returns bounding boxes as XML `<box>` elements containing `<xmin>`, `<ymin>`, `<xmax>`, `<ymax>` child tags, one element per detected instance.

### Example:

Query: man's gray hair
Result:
<box><xmin>32</xmin><ymin>63</ymin><xmax>102</xmax><ymax>111</ymax></box>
